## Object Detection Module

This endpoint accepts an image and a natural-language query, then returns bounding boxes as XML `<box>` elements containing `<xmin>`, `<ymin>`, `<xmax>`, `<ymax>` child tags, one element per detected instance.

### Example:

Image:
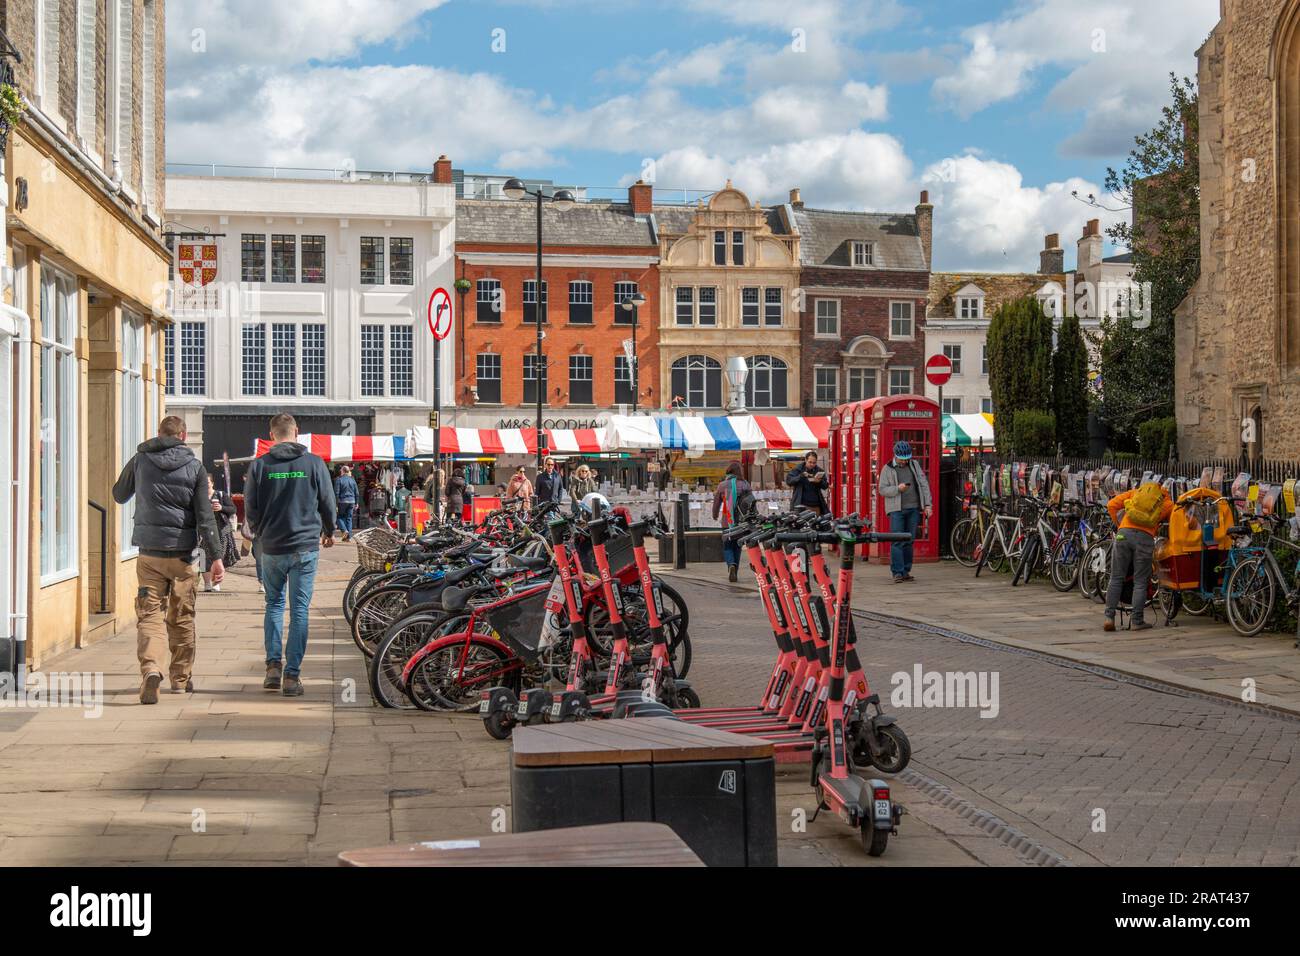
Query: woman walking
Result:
<box><xmin>568</xmin><ymin>463</ymin><xmax>598</xmax><ymax>513</ymax></box>
<box><xmin>712</xmin><ymin>461</ymin><xmax>754</xmax><ymax>583</ymax></box>
<box><xmin>444</xmin><ymin>467</ymin><xmax>467</xmax><ymax>525</ymax></box>
<box><xmin>505</xmin><ymin>465</ymin><xmax>534</xmax><ymax>511</ymax></box>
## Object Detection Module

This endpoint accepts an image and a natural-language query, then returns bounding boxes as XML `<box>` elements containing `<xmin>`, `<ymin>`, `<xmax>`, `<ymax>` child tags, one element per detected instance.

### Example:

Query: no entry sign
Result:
<box><xmin>925</xmin><ymin>353</ymin><xmax>953</xmax><ymax>387</ymax></box>
<box><xmin>427</xmin><ymin>287</ymin><xmax>453</xmax><ymax>340</ymax></box>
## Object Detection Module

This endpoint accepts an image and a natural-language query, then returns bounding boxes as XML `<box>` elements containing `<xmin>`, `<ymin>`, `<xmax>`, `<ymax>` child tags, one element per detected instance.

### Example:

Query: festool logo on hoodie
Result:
<box><xmin>266</xmin><ymin>470</ymin><xmax>307</xmax><ymax>479</ymax></box>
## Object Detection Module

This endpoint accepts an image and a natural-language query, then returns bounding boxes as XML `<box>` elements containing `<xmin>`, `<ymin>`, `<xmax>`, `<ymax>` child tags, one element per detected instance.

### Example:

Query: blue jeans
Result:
<box><xmin>722</xmin><ymin>535</ymin><xmax>741</xmax><ymax>569</ymax></box>
<box><xmin>261</xmin><ymin>550</ymin><xmax>320</xmax><ymax>676</ymax></box>
<box><xmin>337</xmin><ymin>503</ymin><xmax>355</xmax><ymax>535</ymax></box>
<box><xmin>888</xmin><ymin>508</ymin><xmax>921</xmax><ymax>577</ymax></box>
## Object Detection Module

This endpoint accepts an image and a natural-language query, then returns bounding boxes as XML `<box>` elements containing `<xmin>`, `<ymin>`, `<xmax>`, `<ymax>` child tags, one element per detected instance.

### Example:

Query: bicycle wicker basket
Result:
<box><xmin>352</xmin><ymin>527</ymin><xmax>403</xmax><ymax>572</ymax></box>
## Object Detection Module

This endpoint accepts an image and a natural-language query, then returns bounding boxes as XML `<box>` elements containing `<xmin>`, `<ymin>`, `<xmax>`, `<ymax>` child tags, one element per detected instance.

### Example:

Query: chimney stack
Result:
<box><xmin>789</xmin><ymin>187</ymin><xmax>803</xmax><ymax>209</ymax></box>
<box><xmin>628</xmin><ymin>179</ymin><xmax>653</xmax><ymax>215</ymax></box>
<box><xmin>433</xmin><ymin>154</ymin><xmax>453</xmax><ymax>185</ymax></box>
<box><xmin>915</xmin><ymin>190</ymin><xmax>933</xmax><ymax>272</ymax></box>
<box><xmin>1039</xmin><ymin>233</ymin><xmax>1064</xmax><ymax>274</ymax></box>
<box><xmin>1077</xmin><ymin>219</ymin><xmax>1103</xmax><ymax>270</ymax></box>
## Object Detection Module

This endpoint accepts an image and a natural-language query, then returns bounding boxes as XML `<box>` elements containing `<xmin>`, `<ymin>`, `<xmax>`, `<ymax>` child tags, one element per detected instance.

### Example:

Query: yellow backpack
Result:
<box><xmin>1125</xmin><ymin>482</ymin><xmax>1165</xmax><ymax>528</ymax></box>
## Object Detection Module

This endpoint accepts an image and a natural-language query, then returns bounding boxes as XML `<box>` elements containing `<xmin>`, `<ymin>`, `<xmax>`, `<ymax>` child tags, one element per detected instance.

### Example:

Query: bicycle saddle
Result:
<box><xmin>505</xmin><ymin>554</ymin><xmax>551</xmax><ymax>572</ymax></box>
<box><xmin>440</xmin><ymin>585</ymin><xmax>486</xmax><ymax>612</ymax></box>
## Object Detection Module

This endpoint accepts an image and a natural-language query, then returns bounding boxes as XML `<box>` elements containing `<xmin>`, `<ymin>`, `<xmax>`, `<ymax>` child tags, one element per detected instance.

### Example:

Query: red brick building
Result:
<box><xmin>779</xmin><ymin>190</ymin><xmax>933</xmax><ymax>415</ymax></box>
<box><xmin>453</xmin><ymin>182</ymin><xmax>661</xmax><ymax>432</ymax></box>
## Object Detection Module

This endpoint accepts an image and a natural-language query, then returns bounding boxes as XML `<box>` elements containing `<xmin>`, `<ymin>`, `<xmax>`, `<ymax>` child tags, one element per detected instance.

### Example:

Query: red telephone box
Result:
<box><xmin>829</xmin><ymin>395</ymin><xmax>940</xmax><ymax>563</ymax></box>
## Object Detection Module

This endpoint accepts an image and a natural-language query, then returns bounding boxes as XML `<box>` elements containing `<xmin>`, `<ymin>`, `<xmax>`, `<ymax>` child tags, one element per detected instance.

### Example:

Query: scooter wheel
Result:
<box><xmin>860</xmin><ymin>724</ymin><xmax>911</xmax><ymax>775</ymax></box>
<box><xmin>862</xmin><ymin>823</ymin><xmax>889</xmax><ymax>857</ymax></box>
<box><xmin>483</xmin><ymin>710</ymin><xmax>513</xmax><ymax>741</ymax></box>
<box><xmin>674</xmin><ymin>686</ymin><xmax>701</xmax><ymax>709</ymax></box>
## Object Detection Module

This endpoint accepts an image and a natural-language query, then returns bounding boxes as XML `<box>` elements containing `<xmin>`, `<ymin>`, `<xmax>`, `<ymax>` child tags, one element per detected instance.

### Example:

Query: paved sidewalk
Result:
<box><xmin>659</xmin><ymin>554</ymin><xmax>1300</xmax><ymax>715</ymax></box>
<box><xmin>0</xmin><ymin>545</ymin><xmax>1038</xmax><ymax>866</ymax></box>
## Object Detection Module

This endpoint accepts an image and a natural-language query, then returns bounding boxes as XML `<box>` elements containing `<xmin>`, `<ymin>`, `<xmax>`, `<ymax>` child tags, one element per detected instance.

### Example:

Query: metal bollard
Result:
<box><xmin>674</xmin><ymin>495</ymin><xmax>687</xmax><ymax>570</ymax></box>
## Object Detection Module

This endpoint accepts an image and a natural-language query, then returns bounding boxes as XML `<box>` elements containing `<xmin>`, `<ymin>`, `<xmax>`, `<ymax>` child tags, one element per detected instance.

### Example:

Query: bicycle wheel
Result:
<box><xmin>343</xmin><ymin>569</ymin><xmax>379</xmax><ymax>624</ymax></box>
<box><xmin>949</xmin><ymin>517</ymin><xmax>979</xmax><ymax>567</ymax></box>
<box><xmin>368</xmin><ymin>612</ymin><xmax>466</xmax><ymax>709</ymax></box>
<box><xmin>1049</xmin><ymin>535</ymin><xmax>1082</xmax><ymax>592</ymax></box>
<box><xmin>407</xmin><ymin>636</ymin><xmax>520</xmax><ymax>712</ymax></box>
<box><xmin>1079</xmin><ymin>540</ymin><xmax>1110</xmax><ymax>601</ymax></box>
<box><xmin>351</xmin><ymin>584</ymin><xmax>412</xmax><ymax>657</ymax></box>
<box><xmin>586</xmin><ymin>586</ymin><xmax>692</xmax><ymax>679</ymax></box>
<box><xmin>1012</xmin><ymin>535</ymin><xmax>1038</xmax><ymax>586</ymax></box>
<box><xmin>1225</xmin><ymin>556</ymin><xmax>1275</xmax><ymax>637</ymax></box>
<box><xmin>974</xmin><ymin>527</ymin><xmax>1002</xmax><ymax>577</ymax></box>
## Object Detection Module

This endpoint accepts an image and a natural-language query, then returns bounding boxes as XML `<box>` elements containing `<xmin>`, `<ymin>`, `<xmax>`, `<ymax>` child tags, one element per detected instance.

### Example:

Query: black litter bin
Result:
<box><xmin>511</xmin><ymin>717</ymin><xmax>777</xmax><ymax>867</ymax></box>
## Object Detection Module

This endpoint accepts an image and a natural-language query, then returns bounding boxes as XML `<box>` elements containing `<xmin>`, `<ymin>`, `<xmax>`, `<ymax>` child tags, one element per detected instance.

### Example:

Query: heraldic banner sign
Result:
<box><xmin>176</xmin><ymin>241</ymin><xmax>219</xmax><ymax>311</ymax></box>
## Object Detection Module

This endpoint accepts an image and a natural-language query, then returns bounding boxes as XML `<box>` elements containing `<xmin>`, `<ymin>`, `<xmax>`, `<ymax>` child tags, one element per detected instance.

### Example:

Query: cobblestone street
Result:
<box><xmin>1</xmin><ymin>544</ymin><xmax>1296</xmax><ymax>867</ymax></box>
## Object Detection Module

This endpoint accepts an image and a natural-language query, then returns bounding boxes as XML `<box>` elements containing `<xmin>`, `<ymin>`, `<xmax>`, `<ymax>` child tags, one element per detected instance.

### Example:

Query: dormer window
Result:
<box><xmin>852</xmin><ymin>241</ymin><xmax>874</xmax><ymax>267</ymax></box>
<box><xmin>958</xmin><ymin>296</ymin><xmax>982</xmax><ymax>319</ymax></box>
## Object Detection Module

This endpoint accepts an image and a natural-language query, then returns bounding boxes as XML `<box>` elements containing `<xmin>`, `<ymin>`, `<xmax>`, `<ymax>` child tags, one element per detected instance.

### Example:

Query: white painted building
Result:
<box><xmin>924</xmin><ymin>223</ymin><xmax>1133</xmax><ymax>415</ymax></box>
<box><xmin>163</xmin><ymin>166</ymin><xmax>456</xmax><ymax>472</ymax></box>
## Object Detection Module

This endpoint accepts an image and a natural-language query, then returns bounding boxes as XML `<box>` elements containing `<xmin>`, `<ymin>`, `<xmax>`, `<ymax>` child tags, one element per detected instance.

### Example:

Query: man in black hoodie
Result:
<box><xmin>244</xmin><ymin>413</ymin><xmax>336</xmax><ymax>697</ymax></box>
<box><xmin>113</xmin><ymin>416</ymin><xmax>222</xmax><ymax>704</ymax></box>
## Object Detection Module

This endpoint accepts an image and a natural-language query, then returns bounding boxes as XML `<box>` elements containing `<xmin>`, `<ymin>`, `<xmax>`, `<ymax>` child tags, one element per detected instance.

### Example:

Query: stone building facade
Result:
<box><xmin>655</xmin><ymin>183</ymin><xmax>802</xmax><ymax>412</ymax></box>
<box><xmin>1176</xmin><ymin>0</ymin><xmax>1300</xmax><ymax>459</ymax></box>
<box><xmin>781</xmin><ymin>188</ymin><xmax>932</xmax><ymax>415</ymax></box>
<box><xmin>2</xmin><ymin>0</ymin><xmax>171</xmax><ymax>669</ymax></box>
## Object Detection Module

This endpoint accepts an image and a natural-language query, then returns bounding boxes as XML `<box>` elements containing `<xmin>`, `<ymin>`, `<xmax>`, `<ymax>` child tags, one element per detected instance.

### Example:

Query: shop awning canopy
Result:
<box><xmin>403</xmin><ymin>415</ymin><xmax>831</xmax><ymax>458</ymax></box>
<box><xmin>253</xmin><ymin>434</ymin><xmax>415</xmax><ymax>462</ymax></box>
<box><xmin>605</xmin><ymin>415</ymin><xmax>829</xmax><ymax>451</ymax></box>
<box><xmin>942</xmin><ymin>413</ymin><xmax>995</xmax><ymax>447</ymax></box>
<box><xmin>406</xmin><ymin>426</ymin><xmax>607</xmax><ymax>456</ymax></box>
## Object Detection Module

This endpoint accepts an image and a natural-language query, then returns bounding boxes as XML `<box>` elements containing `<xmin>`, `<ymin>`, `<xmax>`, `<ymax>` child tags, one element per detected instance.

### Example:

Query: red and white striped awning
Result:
<box><xmin>405</xmin><ymin>415</ymin><xmax>828</xmax><ymax>456</ymax></box>
<box><xmin>406</xmin><ymin>426</ymin><xmax>606</xmax><ymax>456</ymax></box>
<box><xmin>253</xmin><ymin>434</ymin><xmax>414</xmax><ymax>462</ymax></box>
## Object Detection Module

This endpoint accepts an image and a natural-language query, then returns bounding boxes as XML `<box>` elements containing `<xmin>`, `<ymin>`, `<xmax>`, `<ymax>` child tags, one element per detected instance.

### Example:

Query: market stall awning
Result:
<box><xmin>605</xmin><ymin>415</ymin><xmax>829</xmax><ymax>451</ymax></box>
<box><xmin>403</xmin><ymin>415</ymin><xmax>829</xmax><ymax>457</ymax></box>
<box><xmin>405</xmin><ymin>426</ymin><xmax>606</xmax><ymax>457</ymax></box>
<box><xmin>942</xmin><ymin>413</ymin><xmax>995</xmax><ymax>447</ymax></box>
<box><xmin>253</xmin><ymin>434</ymin><xmax>414</xmax><ymax>462</ymax></box>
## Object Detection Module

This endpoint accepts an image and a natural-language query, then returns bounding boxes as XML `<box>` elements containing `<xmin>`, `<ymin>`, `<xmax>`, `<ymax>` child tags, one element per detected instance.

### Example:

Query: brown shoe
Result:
<box><xmin>1132</xmin><ymin>620</ymin><xmax>1153</xmax><ymax>631</ymax></box>
<box><xmin>140</xmin><ymin>672</ymin><xmax>163</xmax><ymax>704</ymax></box>
<box><xmin>892</xmin><ymin>574</ymin><xmax>905</xmax><ymax>584</ymax></box>
<box><xmin>1103</xmin><ymin>619</ymin><xmax>1116</xmax><ymax>632</ymax></box>
<box><xmin>169</xmin><ymin>677</ymin><xmax>195</xmax><ymax>693</ymax></box>
<box><xmin>263</xmin><ymin>661</ymin><xmax>283</xmax><ymax>690</ymax></box>
<box><xmin>902</xmin><ymin>574</ymin><xmax>915</xmax><ymax>582</ymax></box>
<box><xmin>727</xmin><ymin>565</ymin><xmax>738</xmax><ymax>583</ymax></box>
<box><xmin>282</xmin><ymin>673</ymin><xmax>304</xmax><ymax>697</ymax></box>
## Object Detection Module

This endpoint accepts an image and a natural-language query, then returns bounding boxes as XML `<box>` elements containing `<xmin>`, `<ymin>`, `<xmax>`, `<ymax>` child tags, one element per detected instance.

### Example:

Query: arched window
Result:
<box><xmin>670</xmin><ymin>354</ymin><xmax>722</xmax><ymax>408</ymax></box>
<box><xmin>744</xmin><ymin>354</ymin><xmax>788</xmax><ymax>409</ymax></box>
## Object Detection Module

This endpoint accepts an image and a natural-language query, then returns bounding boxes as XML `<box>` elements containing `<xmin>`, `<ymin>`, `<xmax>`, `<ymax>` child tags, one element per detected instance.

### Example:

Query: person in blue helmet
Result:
<box><xmin>876</xmin><ymin>439</ymin><xmax>932</xmax><ymax>583</ymax></box>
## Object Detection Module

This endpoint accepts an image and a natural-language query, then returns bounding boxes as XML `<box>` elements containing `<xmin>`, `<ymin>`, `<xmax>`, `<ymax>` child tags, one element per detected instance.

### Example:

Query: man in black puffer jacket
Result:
<box><xmin>113</xmin><ymin>416</ymin><xmax>222</xmax><ymax>704</ymax></box>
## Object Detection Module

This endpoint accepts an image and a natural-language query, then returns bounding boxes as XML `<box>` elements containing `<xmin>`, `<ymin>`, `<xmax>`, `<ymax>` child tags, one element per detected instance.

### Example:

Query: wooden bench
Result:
<box><xmin>338</xmin><ymin>822</ymin><xmax>702</xmax><ymax>867</ymax></box>
<box><xmin>511</xmin><ymin>717</ymin><xmax>777</xmax><ymax>867</ymax></box>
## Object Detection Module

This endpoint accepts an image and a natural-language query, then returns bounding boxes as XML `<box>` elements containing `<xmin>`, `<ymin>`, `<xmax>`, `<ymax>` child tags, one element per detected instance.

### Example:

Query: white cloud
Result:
<box><xmin>920</xmin><ymin>154</ymin><xmax>1125</xmax><ymax>271</ymax></box>
<box><xmin>648</xmin><ymin>130</ymin><xmax>916</xmax><ymax>212</ymax></box>
<box><xmin>168</xmin><ymin>0</ymin><xmax>449</xmax><ymax>74</ymax></box>
<box><xmin>932</xmin><ymin>0</ymin><xmax>1218</xmax><ymax>154</ymax></box>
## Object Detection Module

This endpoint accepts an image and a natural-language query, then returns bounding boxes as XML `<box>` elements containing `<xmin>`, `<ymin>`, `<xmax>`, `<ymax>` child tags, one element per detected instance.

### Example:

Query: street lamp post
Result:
<box><xmin>620</xmin><ymin>290</ymin><xmax>647</xmax><ymax>413</ymax></box>
<box><xmin>503</xmin><ymin>177</ymin><xmax>575</xmax><ymax>475</ymax></box>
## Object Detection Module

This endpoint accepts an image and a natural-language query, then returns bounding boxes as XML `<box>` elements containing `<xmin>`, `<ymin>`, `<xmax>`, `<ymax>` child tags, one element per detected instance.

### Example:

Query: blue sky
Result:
<box><xmin>165</xmin><ymin>0</ymin><xmax>1220</xmax><ymax>271</ymax></box>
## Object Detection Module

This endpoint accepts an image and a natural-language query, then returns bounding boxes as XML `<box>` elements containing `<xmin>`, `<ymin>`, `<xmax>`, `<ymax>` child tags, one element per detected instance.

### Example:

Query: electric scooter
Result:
<box><xmin>809</xmin><ymin>517</ymin><xmax>909</xmax><ymax>855</ymax></box>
